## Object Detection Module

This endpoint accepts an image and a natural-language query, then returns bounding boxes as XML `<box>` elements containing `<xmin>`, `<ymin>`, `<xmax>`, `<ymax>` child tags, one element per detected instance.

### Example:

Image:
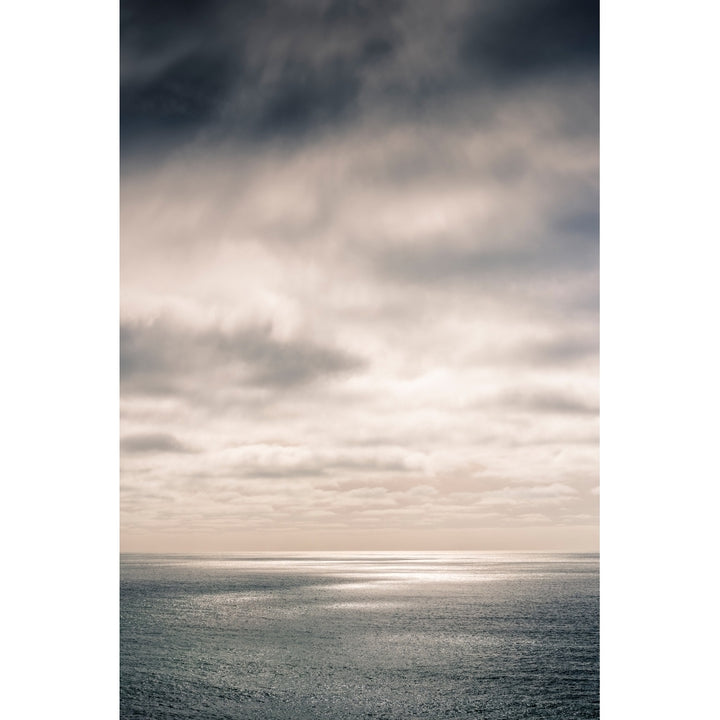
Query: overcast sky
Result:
<box><xmin>120</xmin><ymin>0</ymin><xmax>598</xmax><ymax>552</ymax></box>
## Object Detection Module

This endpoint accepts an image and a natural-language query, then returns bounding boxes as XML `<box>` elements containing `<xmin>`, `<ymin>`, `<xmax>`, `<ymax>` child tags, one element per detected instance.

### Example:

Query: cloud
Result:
<box><xmin>121</xmin><ymin>0</ymin><xmax>405</xmax><ymax>155</ymax></box>
<box><xmin>121</xmin><ymin>0</ymin><xmax>598</xmax><ymax>161</ymax></box>
<box><xmin>520</xmin><ymin>334</ymin><xmax>598</xmax><ymax>365</ymax></box>
<box><xmin>120</xmin><ymin>432</ymin><xmax>196</xmax><ymax>454</ymax></box>
<box><xmin>459</xmin><ymin>0</ymin><xmax>599</xmax><ymax>84</ymax></box>
<box><xmin>120</xmin><ymin>0</ymin><xmax>599</xmax><ymax>549</ymax></box>
<box><xmin>376</xmin><ymin>231</ymin><xmax>596</xmax><ymax>288</ymax></box>
<box><xmin>120</xmin><ymin>317</ymin><xmax>365</xmax><ymax>397</ymax></box>
<box><xmin>493</xmin><ymin>389</ymin><xmax>598</xmax><ymax>416</ymax></box>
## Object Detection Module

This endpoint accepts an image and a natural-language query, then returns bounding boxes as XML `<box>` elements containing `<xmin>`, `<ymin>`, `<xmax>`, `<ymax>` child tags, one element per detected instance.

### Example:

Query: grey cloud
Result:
<box><xmin>376</xmin><ymin>214</ymin><xmax>596</xmax><ymax>288</ymax></box>
<box><xmin>360</xmin><ymin>149</ymin><xmax>596</xmax><ymax>295</ymax></box>
<box><xmin>317</xmin><ymin>477</ymin><xmax>426</xmax><ymax>493</ymax></box>
<box><xmin>554</xmin><ymin>208</ymin><xmax>599</xmax><ymax>238</ymax></box>
<box><xmin>231</xmin><ymin>457</ymin><xmax>411</xmax><ymax>481</ymax></box>
<box><xmin>475</xmin><ymin>333</ymin><xmax>598</xmax><ymax>370</ymax></box>
<box><xmin>121</xmin><ymin>432</ymin><xmax>197</xmax><ymax>454</ymax></box>
<box><xmin>215</xmin><ymin>454</ymin><xmax>416</xmax><ymax>482</ymax></box>
<box><xmin>478</xmin><ymin>482</ymin><xmax>579</xmax><ymax>506</ymax></box>
<box><xmin>522</xmin><ymin>334</ymin><xmax>598</xmax><ymax>365</ymax></box>
<box><xmin>120</xmin><ymin>318</ymin><xmax>365</xmax><ymax>396</ymax></box>
<box><xmin>494</xmin><ymin>390</ymin><xmax>598</xmax><ymax>416</ymax></box>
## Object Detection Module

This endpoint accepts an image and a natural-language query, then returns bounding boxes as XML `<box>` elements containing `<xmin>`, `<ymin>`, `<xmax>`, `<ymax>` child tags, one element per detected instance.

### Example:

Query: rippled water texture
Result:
<box><xmin>120</xmin><ymin>552</ymin><xmax>599</xmax><ymax>719</ymax></box>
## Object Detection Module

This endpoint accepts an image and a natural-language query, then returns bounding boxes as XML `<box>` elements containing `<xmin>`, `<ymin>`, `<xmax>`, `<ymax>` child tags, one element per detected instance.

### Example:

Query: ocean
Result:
<box><xmin>120</xmin><ymin>552</ymin><xmax>599</xmax><ymax>719</ymax></box>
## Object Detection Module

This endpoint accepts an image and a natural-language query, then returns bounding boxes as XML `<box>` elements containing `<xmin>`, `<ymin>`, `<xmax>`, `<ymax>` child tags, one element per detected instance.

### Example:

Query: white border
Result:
<box><xmin>1</xmin><ymin>2</ymin><xmax>118</xmax><ymax>717</ymax></box>
<box><xmin>601</xmin><ymin>1</ymin><xmax>720</xmax><ymax>717</ymax></box>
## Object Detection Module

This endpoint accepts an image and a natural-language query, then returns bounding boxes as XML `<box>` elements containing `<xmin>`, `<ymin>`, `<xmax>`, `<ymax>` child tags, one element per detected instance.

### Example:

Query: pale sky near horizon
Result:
<box><xmin>120</xmin><ymin>0</ymin><xmax>598</xmax><ymax>552</ymax></box>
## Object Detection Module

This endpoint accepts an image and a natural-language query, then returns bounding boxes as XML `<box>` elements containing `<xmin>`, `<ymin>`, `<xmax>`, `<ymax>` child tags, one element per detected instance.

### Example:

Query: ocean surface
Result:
<box><xmin>120</xmin><ymin>552</ymin><xmax>599</xmax><ymax>719</ymax></box>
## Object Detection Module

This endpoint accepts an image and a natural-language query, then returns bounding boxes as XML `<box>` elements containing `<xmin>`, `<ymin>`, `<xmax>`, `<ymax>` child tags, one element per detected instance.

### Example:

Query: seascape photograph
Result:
<box><xmin>7</xmin><ymin>2</ymin><xmax>720</xmax><ymax>719</ymax></box>
<box><xmin>120</xmin><ymin>1</ymin><xmax>599</xmax><ymax>718</ymax></box>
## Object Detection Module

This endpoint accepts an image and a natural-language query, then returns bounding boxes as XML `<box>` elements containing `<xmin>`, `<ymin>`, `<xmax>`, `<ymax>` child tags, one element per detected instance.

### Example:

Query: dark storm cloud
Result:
<box><xmin>121</xmin><ymin>0</ymin><xmax>598</xmax><ymax>158</ymax></box>
<box><xmin>121</xmin><ymin>50</ymin><xmax>238</xmax><ymax>148</ymax></box>
<box><xmin>121</xmin><ymin>0</ymin><xmax>403</xmax><ymax>155</ymax></box>
<box><xmin>120</xmin><ymin>0</ymin><xmax>250</xmax><ymax>152</ymax></box>
<box><xmin>253</xmin><ymin>60</ymin><xmax>362</xmax><ymax>140</ymax></box>
<box><xmin>121</xmin><ymin>432</ymin><xmax>197</xmax><ymax>454</ymax></box>
<box><xmin>459</xmin><ymin>0</ymin><xmax>599</xmax><ymax>83</ymax></box>
<box><xmin>120</xmin><ymin>318</ymin><xmax>365</xmax><ymax>396</ymax></box>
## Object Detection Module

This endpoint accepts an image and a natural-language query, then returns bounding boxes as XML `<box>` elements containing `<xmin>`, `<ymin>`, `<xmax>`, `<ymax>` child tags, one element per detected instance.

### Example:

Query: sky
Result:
<box><xmin>120</xmin><ymin>0</ymin><xmax>598</xmax><ymax>552</ymax></box>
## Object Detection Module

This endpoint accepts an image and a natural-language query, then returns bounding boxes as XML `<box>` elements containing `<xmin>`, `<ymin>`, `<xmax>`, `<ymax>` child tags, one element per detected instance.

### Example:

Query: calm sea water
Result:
<box><xmin>121</xmin><ymin>552</ymin><xmax>598</xmax><ymax>719</ymax></box>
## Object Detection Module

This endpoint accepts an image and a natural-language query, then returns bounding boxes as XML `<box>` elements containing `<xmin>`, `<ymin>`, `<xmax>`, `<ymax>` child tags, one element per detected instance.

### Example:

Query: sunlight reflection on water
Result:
<box><xmin>121</xmin><ymin>552</ymin><xmax>599</xmax><ymax>719</ymax></box>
